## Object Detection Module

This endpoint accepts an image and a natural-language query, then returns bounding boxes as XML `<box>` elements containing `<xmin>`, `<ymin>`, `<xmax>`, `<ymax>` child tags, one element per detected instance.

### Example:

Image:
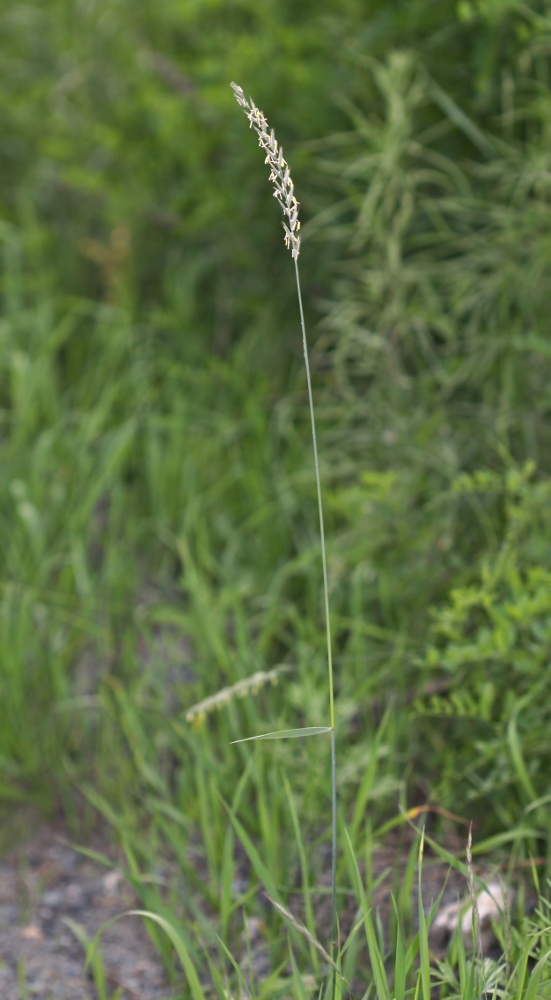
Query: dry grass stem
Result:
<box><xmin>263</xmin><ymin>895</ymin><xmax>341</xmax><ymax>974</ymax></box>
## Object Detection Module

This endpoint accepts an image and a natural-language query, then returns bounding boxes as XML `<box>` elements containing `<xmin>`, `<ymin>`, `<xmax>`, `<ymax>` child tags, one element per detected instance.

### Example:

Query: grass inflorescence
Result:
<box><xmin>230</xmin><ymin>83</ymin><xmax>301</xmax><ymax>260</ymax></box>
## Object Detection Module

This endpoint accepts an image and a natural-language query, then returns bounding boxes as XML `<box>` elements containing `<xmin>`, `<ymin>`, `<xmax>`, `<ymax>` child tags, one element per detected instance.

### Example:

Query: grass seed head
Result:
<box><xmin>231</xmin><ymin>82</ymin><xmax>301</xmax><ymax>259</ymax></box>
<box><xmin>186</xmin><ymin>666</ymin><xmax>287</xmax><ymax>725</ymax></box>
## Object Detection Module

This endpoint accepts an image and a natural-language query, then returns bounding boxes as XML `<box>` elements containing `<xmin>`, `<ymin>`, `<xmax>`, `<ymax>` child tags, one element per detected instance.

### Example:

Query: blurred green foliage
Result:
<box><xmin>415</xmin><ymin>463</ymin><xmax>551</xmax><ymax>820</ymax></box>
<box><xmin>2</xmin><ymin>0</ymin><xmax>548</xmax><ymax>360</ymax></box>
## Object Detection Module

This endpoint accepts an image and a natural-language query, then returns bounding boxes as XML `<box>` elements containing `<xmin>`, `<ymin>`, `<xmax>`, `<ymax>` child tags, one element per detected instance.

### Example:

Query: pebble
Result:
<box><xmin>0</xmin><ymin>824</ymin><xmax>175</xmax><ymax>999</ymax></box>
<box><xmin>430</xmin><ymin>878</ymin><xmax>513</xmax><ymax>955</ymax></box>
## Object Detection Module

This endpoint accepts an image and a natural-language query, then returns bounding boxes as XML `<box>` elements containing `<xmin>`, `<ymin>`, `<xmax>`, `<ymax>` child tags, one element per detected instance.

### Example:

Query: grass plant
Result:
<box><xmin>230</xmin><ymin>79</ymin><xmax>338</xmax><ymax>972</ymax></box>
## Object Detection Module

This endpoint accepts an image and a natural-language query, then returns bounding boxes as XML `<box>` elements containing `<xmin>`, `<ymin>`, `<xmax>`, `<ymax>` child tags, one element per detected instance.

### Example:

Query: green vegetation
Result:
<box><xmin>1</xmin><ymin>0</ymin><xmax>551</xmax><ymax>995</ymax></box>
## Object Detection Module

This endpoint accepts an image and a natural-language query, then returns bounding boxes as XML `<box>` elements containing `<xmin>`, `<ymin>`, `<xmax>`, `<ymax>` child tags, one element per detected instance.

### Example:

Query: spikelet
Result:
<box><xmin>185</xmin><ymin>665</ymin><xmax>288</xmax><ymax>726</ymax></box>
<box><xmin>231</xmin><ymin>82</ymin><xmax>301</xmax><ymax>259</ymax></box>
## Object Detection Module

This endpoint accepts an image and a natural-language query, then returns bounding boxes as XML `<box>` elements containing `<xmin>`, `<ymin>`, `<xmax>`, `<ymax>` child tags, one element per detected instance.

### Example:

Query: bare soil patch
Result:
<box><xmin>0</xmin><ymin>819</ymin><xmax>174</xmax><ymax>1000</ymax></box>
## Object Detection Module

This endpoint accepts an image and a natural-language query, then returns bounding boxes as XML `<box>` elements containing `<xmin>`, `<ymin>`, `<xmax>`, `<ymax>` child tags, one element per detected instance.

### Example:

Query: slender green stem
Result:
<box><xmin>293</xmin><ymin>258</ymin><xmax>335</xmax><ymax>731</ymax></box>
<box><xmin>330</xmin><ymin>728</ymin><xmax>337</xmax><ymax>946</ymax></box>
<box><xmin>294</xmin><ymin>257</ymin><xmax>337</xmax><ymax>957</ymax></box>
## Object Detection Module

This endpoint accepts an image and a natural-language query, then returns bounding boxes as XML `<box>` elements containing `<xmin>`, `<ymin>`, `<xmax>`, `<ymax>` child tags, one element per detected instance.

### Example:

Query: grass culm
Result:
<box><xmin>230</xmin><ymin>79</ymin><xmax>339</xmax><ymax>970</ymax></box>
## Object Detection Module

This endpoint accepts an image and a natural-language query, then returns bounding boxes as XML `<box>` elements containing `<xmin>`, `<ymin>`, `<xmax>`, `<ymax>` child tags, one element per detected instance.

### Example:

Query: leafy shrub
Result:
<box><xmin>415</xmin><ymin>463</ymin><xmax>551</xmax><ymax>828</ymax></box>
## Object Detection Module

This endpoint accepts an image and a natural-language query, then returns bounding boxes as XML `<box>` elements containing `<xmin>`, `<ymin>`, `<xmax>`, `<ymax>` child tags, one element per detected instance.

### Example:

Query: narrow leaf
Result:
<box><xmin>391</xmin><ymin>896</ymin><xmax>406</xmax><ymax>1000</ymax></box>
<box><xmin>216</xmin><ymin>935</ymin><xmax>251</xmax><ymax>996</ymax></box>
<box><xmin>524</xmin><ymin>948</ymin><xmax>551</xmax><ymax>1000</ymax></box>
<box><xmin>417</xmin><ymin>832</ymin><xmax>432</xmax><ymax>1000</ymax></box>
<box><xmin>63</xmin><ymin>918</ymin><xmax>107</xmax><ymax>1000</ymax></box>
<box><xmin>82</xmin><ymin>910</ymin><xmax>205</xmax><ymax>1000</ymax></box>
<box><xmin>344</xmin><ymin>829</ymin><xmax>389</xmax><ymax>1000</ymax></box>
<box><xmin>231</xmin><ymin>726</ymin><xmax>331</xmax><ymax>744</ymax></box>
<box><xmin>220</xmin><ymin>799</ymin><xmax>282</xmax><ymax>903</ymax></box>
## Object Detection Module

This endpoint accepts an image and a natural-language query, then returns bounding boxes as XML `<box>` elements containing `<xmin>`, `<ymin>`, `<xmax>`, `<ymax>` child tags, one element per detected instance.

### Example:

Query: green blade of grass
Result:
<box><xmin>63</xmin><ymin>918</ymin><xmax>108</xmax><ymax>1000</ymax></box>
<box><xmin>523</xmin><ymin>947</ymin><xmax>551</xmax><ymax>1000</ymax></box>
<box><xmin>456</xmin><ymin>919</ymin><xmax>468</xmax><ymax>997</ymax></box>
<box><xmin>220</xmin><ymin>797</ymin><xmax>282</xmax><ymax>903</ymax></box>
<box><xmin>82</xmin><ymin>910</ymin><xmax>206</xmax><ymax>1000</ymax></box>
<box><xmin>231</xmin><ymin>726</ymin><xmax>331</xmax><ymax>744</ymax></box>
<box><xmin>205</xmin><ymin>953</ymin><xmax>229</xmax><ymax>1000</ymax></box>
<box><xmin>351</xmin><ymin>711</ymin><xmax>388</xmax><ymax>843</ymax></box>
<box><xmin>391</xmin><ymin>896</ymin><xmax>406</xmax><ymax>1000</ymax></box>
<box><xmin>283</xmin><ymin>772</ymin><xmax>319</xmax><ymax>973</ymax></box>
<box><xmin>340</xmin><ymin>910</ymin><xmax>372</xmax><ymax>957</ymax></box>
<box><xmin>216</xmin><ymin>934</ymin><xmax>252</xmax><ymax>996</ymax></box>
<box><xmin>417</xmin><ymin>831</ymin><xmax>432</xmax><ymax>1000</ymax></box>
<box><xmin>344</xmin><ymin>829</ymin><xmax>390</xmax><ymax>1000</ymax></box>
<box><xmin>507</xmin><ymin>711</ymin><xmax>538</xmax><ymax>804</ymax></box>
<box><xmin>427</xmin><ymin>76</ymin><xmax>496</xmax><ymax>156</ymax></box>
<box><xmin>458</xmin><ymin>829</ymin><xmax>541</xmax><ymax>856</ymax></box>
<box><xmin>288</xmin><ymin>943</ymin><xmax>310</xmax><ymax>1000</ymax></box>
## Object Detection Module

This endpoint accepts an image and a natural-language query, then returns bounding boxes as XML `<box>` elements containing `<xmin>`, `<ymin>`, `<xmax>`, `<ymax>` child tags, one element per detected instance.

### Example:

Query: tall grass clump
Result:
<box><xmin>230</xmin><ymin>81</ymin><xmax>338</xmax><ymax>961</ymax></box>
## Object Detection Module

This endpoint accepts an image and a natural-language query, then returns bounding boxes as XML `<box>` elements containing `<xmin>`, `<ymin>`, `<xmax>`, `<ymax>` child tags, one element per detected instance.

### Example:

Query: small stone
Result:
<box><xmin>0</xmin><ymin>903</ymin><xmax>19</xmax><ymax>927</ymax></box>
<box><xmin>430</xmin><ymin>879</ymin><xmax>513</xmax><ymax>956</ymax></box>
<box><xmin>22</xmin><ymin>924</ymin><xmax>43</xmax><ymax>941</ymax></box>
<box><xmin>102</xmin><ymin>870</ymin><xmax>123</xmax><ymax>893</ymax></box>
<box><xmin>42</xmin><ymin>890</ymin><xmax>62</xmax><ymax>908</ymax></box>
<box><xmin>64</xmin><ymin>883</ymin><xmax>85</xmax><ymax>909</ymax></box>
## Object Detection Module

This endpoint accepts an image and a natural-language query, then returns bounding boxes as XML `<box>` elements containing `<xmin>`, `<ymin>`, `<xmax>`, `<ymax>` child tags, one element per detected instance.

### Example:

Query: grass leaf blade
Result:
<box><xmin>231</xmin><ymin>726</ymin><xmax>331</xmax><ymax>743</ymax></box>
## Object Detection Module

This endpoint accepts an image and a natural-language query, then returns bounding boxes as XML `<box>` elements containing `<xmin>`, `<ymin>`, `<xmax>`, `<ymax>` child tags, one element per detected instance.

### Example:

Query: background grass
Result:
<box><xmin>1</xmin><ymin>0</ymin><xmax>551</xmax><ymax>995</ymax></box>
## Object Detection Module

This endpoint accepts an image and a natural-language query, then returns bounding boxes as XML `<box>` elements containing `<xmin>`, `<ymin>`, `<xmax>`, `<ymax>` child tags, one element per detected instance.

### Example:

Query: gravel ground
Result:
<box><xmin>0</xmin><ymin>817</ymin><xmax>525</xmax><ymax>999</ymax></box>
<box><xmin>0</xmin><ymin>822</ymin><xmax>175</xmax><ymax>1000</ymax></box>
